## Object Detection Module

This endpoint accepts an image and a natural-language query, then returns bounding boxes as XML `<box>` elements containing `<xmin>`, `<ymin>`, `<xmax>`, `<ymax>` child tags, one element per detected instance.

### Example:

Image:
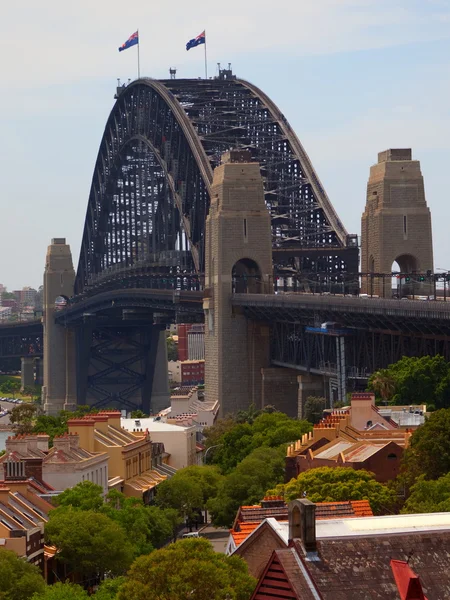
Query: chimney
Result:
<box><xmin>288</xmin><ymin>499</ymin><xmax>317</xmax><ymax>552</ymax></box>
<box><xmin>261</xmin><ymin>496</ymin><xmax>286</xmax><ymax>509</ymax></box>
<box><xmin>24</xmin><ymin>458</ymin><xmax>44</xmax><ymax>484</ymax></box>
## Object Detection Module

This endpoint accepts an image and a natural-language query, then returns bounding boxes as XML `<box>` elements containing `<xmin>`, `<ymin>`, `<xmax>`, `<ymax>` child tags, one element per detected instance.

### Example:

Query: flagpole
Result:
<box><xmin>204</xmin><ymin>30</ymin><xmax>207</xmax><ymax>79</ymax></box>
<box><xmin>137</xmin><ymin>29</ymin><xmax>141</xmax><ymax>79</ymax></box>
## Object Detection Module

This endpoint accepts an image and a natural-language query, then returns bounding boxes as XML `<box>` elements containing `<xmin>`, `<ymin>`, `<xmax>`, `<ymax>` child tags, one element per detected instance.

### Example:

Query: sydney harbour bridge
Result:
<box><xmin>1</xmin><ymin>67</ymin><xmax>449</xmax><ymax>415</ymax></box>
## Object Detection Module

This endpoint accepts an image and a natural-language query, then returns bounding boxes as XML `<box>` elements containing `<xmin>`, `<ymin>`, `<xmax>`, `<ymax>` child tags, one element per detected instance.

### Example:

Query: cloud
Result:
<box><xmin>2</xmin><ymin>0</ymin><xmax>450</xmax><ymax>90</ymax></box>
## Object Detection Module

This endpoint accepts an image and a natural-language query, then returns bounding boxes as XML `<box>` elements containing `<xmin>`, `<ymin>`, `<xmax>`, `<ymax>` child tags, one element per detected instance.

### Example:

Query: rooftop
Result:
<box><xmin>121</xmin><ymin>417</ymin><xmax>195</xmax><ymax>432</ymax></box>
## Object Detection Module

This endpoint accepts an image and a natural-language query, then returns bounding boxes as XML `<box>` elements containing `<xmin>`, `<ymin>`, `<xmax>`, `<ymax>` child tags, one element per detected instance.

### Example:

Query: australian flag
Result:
<box><xmin>119</xmin><ymin>31</ymin><xmax>139</xmax><ymax>52</ymax></box>
<box><xmin>186</xmin><ymin>31</ymin><xmax>205</xmax><ymax>51</ymax></box>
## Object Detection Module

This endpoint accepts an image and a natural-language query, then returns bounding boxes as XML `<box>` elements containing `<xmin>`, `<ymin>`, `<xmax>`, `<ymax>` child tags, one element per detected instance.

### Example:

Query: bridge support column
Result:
<box><xmin>42</xmin><ymin>238</ymin><xmax>75</xmax><ymax>416</ymax></box>
<box><xmin>297</xmin><ymin>374</ymin><xmax>326</xmax><ymax>420</ymax></box>
<box><xmin>64</xmin><ymin>329</ymin><xmax>77</xmax><ymax>412</ymax></box>
<box><xmin>261</xmin><ymin>367</ymin><xmax>300</xmax><ymax>418</ymax></box>
<box><xmin>147</xmin><ymin>326</ymin><xmax>170</xmax><ymax>415</ymax></box>
<box><xmin>204</xmin><ymin>150</ymin><xmax>273</xmax><ymax>416</ymax></box>
<box><xmin>20</xmin><ymin>357</ymin><xmax>35</xmax><ymax>391</ymax></box>
<box><xmin>34</xmin><ymin>358</ymin><xmax>43</xmax><ymax>386</ymax></box>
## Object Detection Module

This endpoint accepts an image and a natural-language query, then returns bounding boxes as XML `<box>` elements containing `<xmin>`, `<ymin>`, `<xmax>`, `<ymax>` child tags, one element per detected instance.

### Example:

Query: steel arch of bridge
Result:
<box><xmin>76</xmin><ymin>73</ymin><xmax>357</xmax><ymax>295</ymax></box>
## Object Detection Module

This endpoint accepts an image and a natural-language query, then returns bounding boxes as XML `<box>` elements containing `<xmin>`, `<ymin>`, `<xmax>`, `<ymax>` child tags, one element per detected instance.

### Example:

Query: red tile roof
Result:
<box><xmin>231</xmin><ymin>500</ymin><xmax>373</xmax><ymax>546</ymax></box>
<box><xmin>391</xmin><ymin>560</ymin><xmax>428</xmax><ymax>600</ymax></box>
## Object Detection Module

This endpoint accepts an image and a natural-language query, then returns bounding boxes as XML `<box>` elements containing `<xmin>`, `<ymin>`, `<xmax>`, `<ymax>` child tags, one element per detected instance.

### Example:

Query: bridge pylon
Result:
<box><xmin>361</xmin><ymin>149</ymin><xmax>434</xmax><ymax>297</ymax></box>
<box><xmin>204</xmin><ymin>150</ymin><xmax>273</xmax><ymax>416</ymax></box>
<box><xmin>42</xmin><ymin>238</ymin><xmax>75</xmax><ymax>415</ymax></box>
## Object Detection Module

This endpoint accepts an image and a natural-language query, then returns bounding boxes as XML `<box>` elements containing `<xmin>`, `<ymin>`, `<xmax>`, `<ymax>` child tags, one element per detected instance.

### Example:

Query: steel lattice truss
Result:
<box><xmin>76</xmin><ymin>71</ymin><xmax>358</xmax><ymax>295</ymax></box>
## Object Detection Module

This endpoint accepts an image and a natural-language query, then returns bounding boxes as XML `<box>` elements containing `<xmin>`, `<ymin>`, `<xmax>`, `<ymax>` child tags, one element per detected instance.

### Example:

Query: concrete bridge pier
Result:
<box><xmin>145</xmin><ymin>326</ymin><xmax>170</xmax><ymax>415</ymax></box>
<box><xmin>204</xmin><ymin>150</ymin><xmax>273</xmax><ymax>416</ymax></box>
<box><xmin>20</xmin><ymin>357</ymin><xmax>35</xmax><ymax>391</ymax></box>
<box><xmin>34</xmin><ymin>358</ymin><xmax>43</xmax><ymax>386</ymax></box>
<box><xmin>297</xmin><ymin>374</ymin><xmax>327</xmax><ymax>420</ymax></box>
<box><xmin>42</xmin><ymin>238</ymin><xmax>75</xmax><ymax>416</ymax></box>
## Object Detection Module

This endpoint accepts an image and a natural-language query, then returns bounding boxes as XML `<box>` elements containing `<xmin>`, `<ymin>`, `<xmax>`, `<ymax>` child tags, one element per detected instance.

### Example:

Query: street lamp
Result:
<box><xmin>203</xmin><ymin>444</ymin><xmax>222</xmax><ymax>464</ymax></box>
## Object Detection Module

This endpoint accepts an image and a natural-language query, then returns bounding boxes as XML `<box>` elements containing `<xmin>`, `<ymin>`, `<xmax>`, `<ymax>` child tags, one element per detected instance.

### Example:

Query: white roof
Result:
<box><xmin>121</xmin><ymin>417</ymin><xmax>195</xmax><ymax>432</ymax></box>
<box><xmin>255</xmin><ymin>512</ymin><xmax>450</xmax><ymax>546</ymax></box>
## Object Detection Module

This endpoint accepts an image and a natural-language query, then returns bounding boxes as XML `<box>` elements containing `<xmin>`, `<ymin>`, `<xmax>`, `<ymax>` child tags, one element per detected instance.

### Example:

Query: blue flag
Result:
<box><xmin>186</xmin><ymin>30</ymin><xmax>205</xmax><ymax>51</ymax></box>
<box><xmin>119</xmin><ymin>31</ymin><xmax>139</xmax><ymax>52</ymax></box>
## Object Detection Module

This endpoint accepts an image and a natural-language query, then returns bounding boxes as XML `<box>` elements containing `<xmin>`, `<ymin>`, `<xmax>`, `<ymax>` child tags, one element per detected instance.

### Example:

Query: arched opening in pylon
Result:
<box><xmin>232</xmin><ymin>259</ymin><xmax>262</xmax><ymax>293</ymax></box>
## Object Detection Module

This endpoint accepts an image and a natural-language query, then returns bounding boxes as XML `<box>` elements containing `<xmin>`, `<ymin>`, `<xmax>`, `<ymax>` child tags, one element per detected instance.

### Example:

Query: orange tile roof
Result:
<box><xmin>231</xmin><ymin>500</ymin><xmax>373</xmax><ymax>547</ymax></box>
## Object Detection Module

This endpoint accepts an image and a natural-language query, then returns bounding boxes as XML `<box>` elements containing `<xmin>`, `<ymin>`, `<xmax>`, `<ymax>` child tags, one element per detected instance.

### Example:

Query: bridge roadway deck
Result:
<box><xmin>233</xmin><ymin>293</ymin><xmax>450</xmax><ymax>336</ymax></box>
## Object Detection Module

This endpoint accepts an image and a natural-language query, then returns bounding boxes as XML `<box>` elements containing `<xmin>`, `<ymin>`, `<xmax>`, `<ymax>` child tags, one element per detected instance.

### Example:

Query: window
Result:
<box><xmin>387</xmin><ymin>453</ymin><xmax>397</xmax><ymax>460</ymax></box>
<box><xmin>403</xmin><ymin>215</ymin><xmax>407</xmax><ymax>235</ymax></box>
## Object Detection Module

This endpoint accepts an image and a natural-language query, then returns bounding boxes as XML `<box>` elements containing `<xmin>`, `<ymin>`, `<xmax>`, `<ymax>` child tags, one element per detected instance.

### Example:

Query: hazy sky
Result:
<box><xmin>2</xmin><ymin>0</ymin><xmax>450</xmax><ymax>290</ymax></box>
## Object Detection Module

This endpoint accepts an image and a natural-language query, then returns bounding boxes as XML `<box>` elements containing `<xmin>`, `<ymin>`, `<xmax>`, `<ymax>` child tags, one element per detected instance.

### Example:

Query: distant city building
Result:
<box><xmin>177</xmin><ymin>324</ymin><xmax>205</xmax><ymax>361</ymax></box>
<box><xmin>121</xmin><ymin>416</ymin><xmax>197</xmax><ymax>470</ymax></box>
<box><xmin>13</xmin><ymin>287</ymin><xmax>37</xmax><ymax>308</ymax></box>
<box><xmin>161</xmin><ymin>386</ymin><xmax>218</xmax><ymax>429</ymax></box>
<box><xmin>168</xmin><ymin>360</ymin><xmax>205</xmax><ymax>385</ymax></box>
<box><xmin>0</xmin><ymin>306</ymin><xmax>11</xmax><ymax>321</ymax></box>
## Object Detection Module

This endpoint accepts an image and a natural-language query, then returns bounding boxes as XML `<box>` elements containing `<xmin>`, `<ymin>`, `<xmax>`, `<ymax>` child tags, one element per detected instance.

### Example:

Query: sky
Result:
<box><xmin>1</xmin><ymin>0</ymin><xmax>450</xmax><ymax>290</ymax></box>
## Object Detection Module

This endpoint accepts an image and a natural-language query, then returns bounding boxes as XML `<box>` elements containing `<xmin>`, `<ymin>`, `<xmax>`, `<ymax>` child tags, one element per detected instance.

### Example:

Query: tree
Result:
<box><xmin>54</xmin><ymin>480</ymin><xmax>104</xmax><ymax>511</ymax></box>
<box><xmin>53</xmin><ymin>481</ymin><xmax>178</xmax><ymax>553</ymax></box>
<box><xmin>368</xmin><ymin>370</ymin><xmax>396</xmax><ymax>405</ymax></box>
<box><xmin>130</xmin><ymin>410</ymin><xmax>148</xmax><ymax>418</ymax></box>
<box><xmin>161</xmin><ymin>465</ymin><xmax>223</xmax><ymax>522</ymax></box>
<box><xmin>203</xmin><ymin>416</ymin><xmax>236</xmax><ymax>450</ymax></box>
<box><xmin>401</xmin><ymin>472</ymin><xmax>450</xmax><ymax>514</ymax></box>
<box><xmin>304</xmin><ymin>396</ymin><xmax>327</xmax><ymax>424</ymax></box>
<box><xmin>31</xmin><ymin>582</ymin><xmax>89</xmax><ymax>600</ymax></box>
<box><xmin>166</xmin><ymin>335</ymin><xmax>178</xmax><ymax>362</ymax></box>
<box><xmin>401</xmin><ymin>408</ymin><xmax>450</xmax><ymax>482</ymax></box>
<box><xmin>10</xmin><ymin>403</ymin><xmax>37</xmax><ymax>434</ymax></box>
<box><xmin>117</xmin><ymin>538</ymin><xmax>256</xmax><ymax>600</ymax></box>
<box><xmin>209</xmin><ymin>412</ymin><xmax>311</xmax><ymax>474</ymax></box>
<box><xmin>155</xmin><ymin>475</ymin><xmax>203</xmax><ymax>521</ymax></box>
<box><xmin>267</xmin><ymin>467</ymin><xmax>395</xmax><ymax>515</ymax></box>
<box><xmin>207</xmin><ymin>446</ymin><xmax>285</xmax><ymax>527</ymax></box>
<box><xmin>95</xmin><ymin>577</ymin><xmax>126</xmax><ymax>600</ymax></box>
<box><xmin>45</xmin><ymin>508</ymin><xmax>135</xmax><ymax>579</ymax></box>
<box><xmin>368</xmin><ymin>355</ymin><xmax>450</xmax><ymax>409</ymax></box>
<box><xmin>0</xmin><ymin>548</ymin><xmax>46</xmax><ymax>600</ymax></box>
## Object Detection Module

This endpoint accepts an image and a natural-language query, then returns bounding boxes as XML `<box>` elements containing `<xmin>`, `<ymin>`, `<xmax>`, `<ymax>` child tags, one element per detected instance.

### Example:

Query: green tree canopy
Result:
<box><xmin>304</xmin><ymin>396</ymin><xmax>327</xmax><ymax>424</ymax></box>
<box><xmin>45</xmin><ymin>508</ymin><xmax>135</xmax><ymax>579</ymax></box>
<box><xmin>95</xmin><ymin>577</ymin><xmax>126</xmax><ymax>600</ymax></box>
<box><xmin>402</xmin><ymin>408</ymin><xmax>450</xmax><ymax>482</ymax></box>
<box><xmin>267</xmin><ymin>467</ymin><xmax>396</xmax><ymax>515</ymax></box>
<box><xmin>9</xmin><ymin>403</ymin><xmax>37</xmax><ymax>435</ymax></box>
<box><xmin>166</xmin><ymin>336</ymin><xmax>178</xmax><ymax>362</ymax></box>
<box><xmin>117</xmin><ymin>538</ymin><xmax>256</xmax><ymax>600</ymax></box>
<box><xmin>207</xmin><ymin>446</ymin><xmax>285</xmax><ymax>527</ymax></box>
<box><xmin>401</xmin><ymin>472</ymin><xmax>450</xmax><ymax>514</ymax></box>
<box><xmin>368</xmin><ymin>370</ymin><xmax>396</xmax><ymax>405</ymax></box>
<box><xmin>155</xmin><ymin>475</ymin><xmax>203</xmax><ymax>520</ymax></box>
<box><xmin>31</xmin><ymin>582</ymin><xmax>89</xmax><ymax>600</ymax></box>
<box><xmin>54</xmin><ymin>480</ymin><xmax>104</xmax><ymax>511</ymax></box>
<box><xmin>209</xmin><ymin>412</ymin><xmax>311</xmax><ymax>474</ymax></box>
<box><xmin>368</xmin><ymin>355</ymin><xmax>450</xmax><ymax>409</ymax></box>
<box><xmin>0</xmin><ymin>548</ymin><xmax>46</xmax><ymax>600</ymax></box>
<box><xmin>53</xmin><ymin>481</ymin><xmax>178</xmax><ymax>552</ymax></box>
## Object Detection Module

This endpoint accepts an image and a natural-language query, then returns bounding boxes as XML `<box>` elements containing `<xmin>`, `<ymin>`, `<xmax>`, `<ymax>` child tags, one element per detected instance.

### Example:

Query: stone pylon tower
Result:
<box><xmin>42</xmin><ymin>239</ymin><xmax>76</xmax><ymax>415</ymax></box>
<box><xmin>361</xmin><ymin>149</ymin><xmax>433</xmax><ymax>296</ymax></box>
<box><xmin>204</xmin><ymin>150</ymin><xmax>273</xmax><ymax>416</ymax></box>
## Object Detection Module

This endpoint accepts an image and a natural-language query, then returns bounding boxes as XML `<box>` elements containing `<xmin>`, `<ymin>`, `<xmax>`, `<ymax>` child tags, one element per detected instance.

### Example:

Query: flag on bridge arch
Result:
<box><xmin>186</xmin><ymin>30</ymin><xmax>205</xmax><ymax>51</ymax></box>
<box><xmin>118</xmin><ymin>31</ymin><xmax>139</xmax><ymax>52</ymax></box>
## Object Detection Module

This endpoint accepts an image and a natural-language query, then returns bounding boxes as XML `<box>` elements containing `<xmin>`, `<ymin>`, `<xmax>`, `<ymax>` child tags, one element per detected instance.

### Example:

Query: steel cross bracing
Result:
<box><xmin>75</xmin><ymin>74</ymin><xmax>358</xmax><ymax>297</ymax></box>
<box><xmin>0</xmin><ymin>321</ymin><xmax>43</xmax><ymax>359</ymax></box>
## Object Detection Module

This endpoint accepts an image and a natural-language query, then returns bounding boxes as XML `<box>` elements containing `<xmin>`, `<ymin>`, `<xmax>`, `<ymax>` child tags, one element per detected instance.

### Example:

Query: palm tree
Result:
<box><xmin>370</xmin><ymin>370</ymin><xmax>396</xmax><ymax>405</ymax></box>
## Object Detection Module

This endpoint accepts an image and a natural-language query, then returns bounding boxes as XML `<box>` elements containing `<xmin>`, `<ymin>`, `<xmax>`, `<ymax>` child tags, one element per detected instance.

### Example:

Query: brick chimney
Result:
<box><xmin>288</xmin><ymin>499</ymin><xmax>317</xmax><ymax>552</ymax></box>
<box><xmin>261</xmin><ymin>496</ymin><xmax>286</xmax><ymax>508</ymax></box>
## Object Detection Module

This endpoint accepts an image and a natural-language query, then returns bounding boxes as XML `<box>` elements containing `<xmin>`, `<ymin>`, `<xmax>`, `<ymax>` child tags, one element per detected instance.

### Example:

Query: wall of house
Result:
<box><xmin>235</xmin><ymin>526</ymin><xmax>286</xmax><ymax>579</ymax></box>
